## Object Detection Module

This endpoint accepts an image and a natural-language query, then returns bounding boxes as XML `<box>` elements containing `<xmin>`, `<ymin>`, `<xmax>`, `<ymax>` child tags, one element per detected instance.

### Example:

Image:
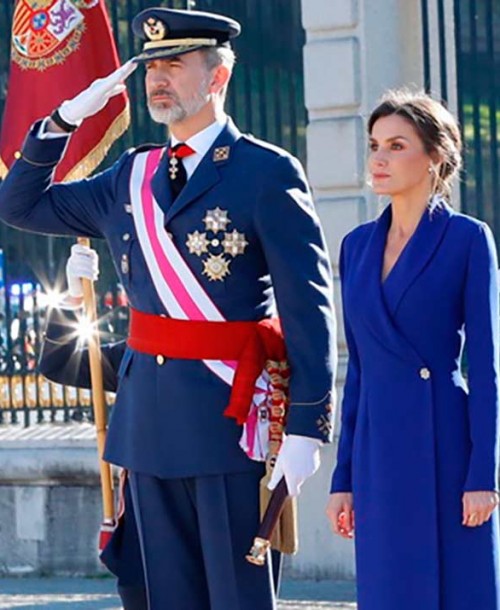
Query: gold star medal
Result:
<box><xmin>203</xmin><ymin>208</ymin><xmax>230</xmax><ymax>232</ymax></box>
<box><xmin>202</xmin><ymin>254</ymin><xmax>231</xmax><ymax>281</ymax></box>
<box><xmin>223</xmin><ymin>230</ymin><xmax>248</xmax><ymax>257</ymax></box>
<box><xmin>186</xmin><ymin>231</ymin><xmax>209</xmax><ymax>256</ymax></box>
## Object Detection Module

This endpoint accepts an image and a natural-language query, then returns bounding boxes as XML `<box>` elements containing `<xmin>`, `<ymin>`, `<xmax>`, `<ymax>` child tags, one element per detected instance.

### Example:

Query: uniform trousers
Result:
<box><xmin>129</xmin><ymin>469</ymin><xmax>276</xmax><ymax>610</ymax></box>
<box><xmin>100</xmin><ymin>482</ymin><xmax>147</xmax><ymax>610</ymax></box>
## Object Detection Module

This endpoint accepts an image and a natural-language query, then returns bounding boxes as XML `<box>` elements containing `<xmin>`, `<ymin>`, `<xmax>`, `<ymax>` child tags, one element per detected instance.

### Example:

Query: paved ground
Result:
<box><xmin>0</xmin><ymin>577</ymin><xmax>356</xmax><ymax>609</ymax></box>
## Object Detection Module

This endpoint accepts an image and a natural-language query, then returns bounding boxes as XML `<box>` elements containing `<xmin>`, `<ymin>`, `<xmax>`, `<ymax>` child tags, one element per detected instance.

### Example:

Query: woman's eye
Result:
<box><xmin>391</xmin><ymin>142</ymin><xmax>404</xmax><ymax>150</ymax></box>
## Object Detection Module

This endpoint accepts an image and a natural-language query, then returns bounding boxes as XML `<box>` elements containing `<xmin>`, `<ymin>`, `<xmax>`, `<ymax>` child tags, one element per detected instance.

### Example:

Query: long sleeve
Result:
<box><xmin>254</xmin><ymin>154</ymin><xmax>337</xmax><ymax>443</ymax></box>
<box><xmin>330</xmin><ymin>238</ymin><xmax>361</xmax><ymax>492</ymax></box>
<box><xmin>0</xmin><ymin>121</ymin><xmax>123</xmax><ymax>238</ymax></box>
<box><xmin>463</xmin><ymin>222</ymin><xmax>500</xmax><ymax>492</ymax></box>
<box><xmin>38</xmin><ymin>306</ymin><xmax>125</xmax><ymax>393</ymax></box>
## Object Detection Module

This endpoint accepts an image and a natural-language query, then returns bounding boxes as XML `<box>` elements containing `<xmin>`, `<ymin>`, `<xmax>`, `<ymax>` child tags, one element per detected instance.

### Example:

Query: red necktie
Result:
<box><xmin>167</xmin><ymin>143</ymin><xmax>195</xmax><ymax>200</ymax></box>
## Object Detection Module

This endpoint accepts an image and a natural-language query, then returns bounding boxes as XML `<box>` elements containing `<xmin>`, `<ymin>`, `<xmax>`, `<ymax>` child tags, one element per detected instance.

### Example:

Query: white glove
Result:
<box><xmin>66</xmin><ymin>244</ymin><xmax>99</xmax><ymax>299</ymax></box>
<box><xmin>267</xmin><ymin>434</ymin><xmax>322</xmax><ymax>497</ymax></box>
<box><xmin>58</xmin><ymin>60</ymin><xmax>137</xmax><ymax>127</ymax></box>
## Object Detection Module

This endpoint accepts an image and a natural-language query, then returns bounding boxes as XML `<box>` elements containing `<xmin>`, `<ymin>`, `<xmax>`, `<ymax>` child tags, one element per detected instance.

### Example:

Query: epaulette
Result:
<box><xmin>240</xmin><ymin>133</ymin><xmax>289</xmax><ymax>158</ymax></box>
<box><xmin>133</xmin><ymin>143</ymin><xmax>165</xmax><ymax>153</ymax></box>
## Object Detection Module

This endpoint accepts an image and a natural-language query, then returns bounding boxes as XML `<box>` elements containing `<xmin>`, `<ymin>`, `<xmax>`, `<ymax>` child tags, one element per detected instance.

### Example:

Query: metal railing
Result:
<box><xmin>454</xmin><ymin>0</ymin><xmax>500</xmax><ymax>236</ymax></box>
<box><xmin>0</xmin><ymin>277</ymin><xmax>127</xmax><ymax>426</ymax></box>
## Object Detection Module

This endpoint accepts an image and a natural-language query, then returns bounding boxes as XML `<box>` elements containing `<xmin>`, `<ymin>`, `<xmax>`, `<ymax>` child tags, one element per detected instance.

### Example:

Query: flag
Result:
<box><xmin>0</xmin><ymin>0</ymin><xmax>127</xmax><ymax>552</ymax></box>
<box><xmin>0</xmin><ymin>0</ymin><xmax>130</xmax><ymax>182</ymax></box>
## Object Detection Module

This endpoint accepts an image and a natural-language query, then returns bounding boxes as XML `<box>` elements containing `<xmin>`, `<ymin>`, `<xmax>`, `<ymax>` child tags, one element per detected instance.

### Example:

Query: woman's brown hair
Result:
<box><xmin>368</xmin><ymin>90</ymin><xmax>462</xmax><ymax>200</ymax></box>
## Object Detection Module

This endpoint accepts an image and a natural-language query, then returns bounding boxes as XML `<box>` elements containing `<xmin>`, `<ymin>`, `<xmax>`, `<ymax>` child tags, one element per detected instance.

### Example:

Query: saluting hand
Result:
<box><xmin>462</xmin><ymin>491</ymin><xmax>499</xmax><ymax>527</ymax></box>
<box><xmin>326</xmin><ymin>492</ymin><xmax>355</xmax><ymax>539</ymax></box>
<box><xmin>53</xmin><ymin>60</ymin><xmax>137</xmax><ymax>130</ymax></box>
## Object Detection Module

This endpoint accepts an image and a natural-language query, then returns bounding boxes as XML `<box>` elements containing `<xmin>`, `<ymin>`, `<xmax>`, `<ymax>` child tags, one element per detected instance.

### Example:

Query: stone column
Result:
<box><xmin>291</xmin><ymin>0</ymin><xmax>429</xmax><ymax>579</ymax></box>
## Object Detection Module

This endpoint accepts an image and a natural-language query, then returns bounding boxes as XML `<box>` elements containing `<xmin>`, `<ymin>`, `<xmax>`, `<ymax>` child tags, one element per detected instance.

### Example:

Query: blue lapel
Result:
<box><xmin>352</xmin><ymin>205</ymin><xmax>424</xmax><ymax>366</ymax></box>
<box><xmin>382</xmin><ymin>202</ymin><xmax>452</xmax><ymax>317</ymax></box>
<box><xmin>150</xmin><ymin>146</ymin><xmax>173</xmax><ymax>217</ymax></box>
<box><xmin>165</xmin><ymin>118</ymin><xmax>242</xmax><ymax>224</ymax></box>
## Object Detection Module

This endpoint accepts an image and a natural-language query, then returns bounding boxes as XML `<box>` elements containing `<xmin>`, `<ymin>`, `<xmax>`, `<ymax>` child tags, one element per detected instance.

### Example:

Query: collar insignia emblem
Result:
<box><xmin>213</xmin><ymin>146</ymin><xmax>230</xmax><ymax>162</ymax></box>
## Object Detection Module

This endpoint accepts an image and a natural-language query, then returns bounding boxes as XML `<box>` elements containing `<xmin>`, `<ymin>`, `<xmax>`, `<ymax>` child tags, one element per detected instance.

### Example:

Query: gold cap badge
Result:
<box><xmin>144</xmin><ymin>18</ymin><xmax>167</xmax><ymax>42</ymax></box>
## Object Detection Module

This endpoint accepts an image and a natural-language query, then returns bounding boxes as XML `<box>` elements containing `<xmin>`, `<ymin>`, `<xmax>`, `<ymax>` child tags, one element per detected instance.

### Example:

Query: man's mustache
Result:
<box><xmin>148</xmin><ymin>89</ymin><xmax>177</xmax><ymax>101</ymax></box>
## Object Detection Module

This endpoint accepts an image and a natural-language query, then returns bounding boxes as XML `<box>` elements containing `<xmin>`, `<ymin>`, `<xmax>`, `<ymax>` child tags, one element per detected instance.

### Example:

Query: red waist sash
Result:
<box><xmin>127</xmin><ymin>308</ymin><xmax>288</xmax><ymax>424</ymax></box>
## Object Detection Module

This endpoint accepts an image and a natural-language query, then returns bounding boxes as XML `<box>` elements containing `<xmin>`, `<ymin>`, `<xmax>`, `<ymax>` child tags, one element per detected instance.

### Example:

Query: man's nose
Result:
<box><xmin>149</xmin><ymin>69</ymin><xmax>169</xmax><ymax>87</ymax></box>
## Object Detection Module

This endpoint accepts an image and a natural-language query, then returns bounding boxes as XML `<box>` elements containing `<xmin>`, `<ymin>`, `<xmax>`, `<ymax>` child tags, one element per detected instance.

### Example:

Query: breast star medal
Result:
<box><xmin>203</xmin><ymin>253</ymin><xmax>231</xmax><ymax>281</ymax></box>
<box><xmin>186</xmin><ymin>208</ymin><xmax>249</xmax><ymax>282</ymax></box>
<box><xmin>222</xmin><ymin>230</ymin><xmax>248</xmax><ymax>257</ymax></box>
<box><xmin>203</xmin><ymin>207</ymin><xmax>230</xmax><ymax>232</ymax></box>
<box><xmin>186</xmin><ymin>231</ymin><xmax>209</xmax><ymax>256</ymax></box>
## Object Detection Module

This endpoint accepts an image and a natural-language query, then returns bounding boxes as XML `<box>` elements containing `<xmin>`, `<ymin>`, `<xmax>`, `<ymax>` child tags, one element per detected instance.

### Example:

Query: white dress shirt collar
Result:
<box><xmin>170</xmin><ymin>115</ymin><xmax>227</xmax><ymax>179</ymax></box>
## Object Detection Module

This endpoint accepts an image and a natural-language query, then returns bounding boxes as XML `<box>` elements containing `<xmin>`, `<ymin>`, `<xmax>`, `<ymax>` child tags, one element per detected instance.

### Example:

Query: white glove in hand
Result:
<box><xmin>267</xmin><ymin>434</ymin><xmax>322</xmax><ymax>497</ymax></box>
<box><xmin>66</xmin><ymin>244</ymin><xmax>99</xmax><ymax>299</ymax></box>
<box><xmin>58</xmin><ymin>60</ymin><xmax>137</xmax><ymax>127</ymax></box>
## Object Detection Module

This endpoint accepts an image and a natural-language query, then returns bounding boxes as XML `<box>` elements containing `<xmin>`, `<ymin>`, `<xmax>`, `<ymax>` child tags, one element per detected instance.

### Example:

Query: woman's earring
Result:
<box><xmin>428</xmin><ymin>165</ymin><xmax>433</xmax><ymax>174</ymax></box>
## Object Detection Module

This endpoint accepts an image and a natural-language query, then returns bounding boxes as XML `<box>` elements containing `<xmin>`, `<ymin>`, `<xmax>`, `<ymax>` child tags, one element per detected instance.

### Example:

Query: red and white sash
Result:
<box><xmin>129</xmin><ymin>149</ymin><xmax>270</xmax><ymax>460</ymax></box>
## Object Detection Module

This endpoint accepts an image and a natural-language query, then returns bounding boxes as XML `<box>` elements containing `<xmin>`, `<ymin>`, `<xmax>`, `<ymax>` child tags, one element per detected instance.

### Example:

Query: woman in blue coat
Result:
<box><xmin>327</xmin><ymin>90</ymin><xmax>500</xmax><ymax>610</ymax></box>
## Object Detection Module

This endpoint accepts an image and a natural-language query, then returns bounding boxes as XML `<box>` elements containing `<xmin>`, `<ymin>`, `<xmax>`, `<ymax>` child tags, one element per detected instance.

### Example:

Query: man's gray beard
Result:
<box><xmin>147</xmin><ymin>83</ymin><xmax>211</xmax><ymax>126</ymax></box>
<box><xmin>147</xmin><ymin>103</ymin><xmax>186</xmax><ymax>125</ymax></box>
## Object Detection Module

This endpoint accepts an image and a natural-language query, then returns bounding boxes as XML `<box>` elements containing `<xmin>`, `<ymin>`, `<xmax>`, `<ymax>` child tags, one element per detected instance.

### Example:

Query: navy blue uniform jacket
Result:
<box><xmin>331</xmin><ymin>203</ymin><xmax>500</xmax><ymax>610</ymax></box>
<box><xmin>0</xmin><ymin>118</ymin><xmax>336</xmax><ymax>478</ymax></box>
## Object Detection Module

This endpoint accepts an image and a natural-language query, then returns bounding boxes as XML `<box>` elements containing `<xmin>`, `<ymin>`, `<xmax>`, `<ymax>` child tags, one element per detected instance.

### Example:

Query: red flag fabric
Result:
<box><xmin>0</xmin><ymin>0</ymin><xmax>130</xmax><ymax>182</ymax></box>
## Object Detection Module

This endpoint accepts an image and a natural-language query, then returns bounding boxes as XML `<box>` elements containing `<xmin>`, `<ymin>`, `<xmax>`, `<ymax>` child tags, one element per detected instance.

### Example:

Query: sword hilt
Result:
<box><xmin>246</xmin><ymin>477</ymin><xmax>289</xmax><ymax>566</ymax></box>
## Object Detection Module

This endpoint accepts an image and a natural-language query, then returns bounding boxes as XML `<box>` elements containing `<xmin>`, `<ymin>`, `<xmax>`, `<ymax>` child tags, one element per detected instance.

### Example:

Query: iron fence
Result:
<box><xmin>0</xmin><ymin>0</ymin><xmax>306</xmax><ymax>425</ymax></box>
<box><xmin>454</xmin><ymin>0</ymin><xmax>500</xmax><ymax>236</ymax></box>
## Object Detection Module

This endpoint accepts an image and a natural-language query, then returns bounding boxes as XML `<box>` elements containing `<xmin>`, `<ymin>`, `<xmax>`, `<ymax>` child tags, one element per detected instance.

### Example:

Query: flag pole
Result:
<box><xmin>77</xmin><ymin>236</ymin><xmax>115</xmax><ymax>549</ymax></box>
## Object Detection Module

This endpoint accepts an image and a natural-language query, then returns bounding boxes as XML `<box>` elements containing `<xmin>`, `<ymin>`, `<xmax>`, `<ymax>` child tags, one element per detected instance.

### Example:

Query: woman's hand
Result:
<box><xmin>326</xmin><ymin>492</ymin><xmax>355</xmax><ymax>539</ymax></box>
<box><xmin>462</xmin><ymin>491</ymin><xmax>499</xmax><ymax>527</ymax></box>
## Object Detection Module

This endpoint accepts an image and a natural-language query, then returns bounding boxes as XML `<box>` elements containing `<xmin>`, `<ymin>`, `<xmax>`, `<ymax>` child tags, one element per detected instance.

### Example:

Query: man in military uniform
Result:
<box><xmin>0</xmin><ymin>8</ymin><xmax>336</xmax><ymax>609</ymax></box>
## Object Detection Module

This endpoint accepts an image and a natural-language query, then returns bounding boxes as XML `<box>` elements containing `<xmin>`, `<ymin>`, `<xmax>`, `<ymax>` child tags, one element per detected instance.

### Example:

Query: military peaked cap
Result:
<box><xmin>132</xmin><ymin>7</ymin><xmax>241</xmax><ymax>63</ymax></box>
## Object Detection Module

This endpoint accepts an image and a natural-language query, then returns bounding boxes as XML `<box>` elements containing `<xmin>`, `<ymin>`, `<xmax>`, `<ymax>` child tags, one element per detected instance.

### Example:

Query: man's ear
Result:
<box><xmin>209</xmin><ymin>64</ymin><xmax>231</xmax><ymax>95</ymax></box>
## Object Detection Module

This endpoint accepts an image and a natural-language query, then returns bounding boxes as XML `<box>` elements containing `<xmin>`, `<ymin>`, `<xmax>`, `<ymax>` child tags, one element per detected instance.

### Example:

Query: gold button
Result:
<box><xmin>14</xmin><ymin>151</ymin><xmax>22</xmax><ymax>160</ymax></box>
<box><xmin>156</xmin><ymin>355</ymin><xmax>165</xmax><ymax>366</ymax></box>
<box><xmin>420</xmin><ymin>367</ymin><xmax>431</xmax><ymax>380</ymax></box>
<box><xmin>211</xmin><ymin>239</ymin><xmax>220</xmax><ymax>247</ymax></box>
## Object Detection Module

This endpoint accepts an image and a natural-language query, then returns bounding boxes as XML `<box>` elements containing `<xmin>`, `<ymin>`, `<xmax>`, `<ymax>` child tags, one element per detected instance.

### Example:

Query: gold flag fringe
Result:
<box><xmin>0</xmin><ymin>104</ymin><xmax>130</xmax><ymax>183</ymax></box>
<box><xmin>63</xmin><ymin>103</ymin><xmax>131</xmax><ymax>182</ymax></box>
<box><xmin>0</xmin><ymin>156</ymin><xmax>9</xmax><ymax>180</ymax></box>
